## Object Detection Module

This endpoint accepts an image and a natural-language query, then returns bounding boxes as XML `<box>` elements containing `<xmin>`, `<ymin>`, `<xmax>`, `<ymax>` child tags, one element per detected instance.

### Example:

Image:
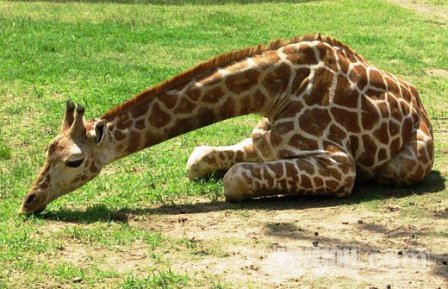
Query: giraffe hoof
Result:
<box><xmin>186</xmin><ymin>146</ymin><xmax>214</xmax><ymax>180</ymax></box>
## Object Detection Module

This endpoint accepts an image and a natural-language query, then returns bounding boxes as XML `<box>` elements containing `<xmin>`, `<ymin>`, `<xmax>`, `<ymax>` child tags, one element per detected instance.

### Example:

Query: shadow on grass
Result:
<box><xmin>38</xmin><ymin>170</ymin><xmax>445</xmax><ymax>223</ymax></box>
<box><xmin>11</xmin><ymin>0</ymin><xmax>319</xmax><ymax>5</ymax></box>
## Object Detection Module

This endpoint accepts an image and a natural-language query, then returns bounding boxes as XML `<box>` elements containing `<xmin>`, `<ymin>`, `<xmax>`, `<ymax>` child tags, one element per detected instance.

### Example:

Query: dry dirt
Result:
<box><xmin>141</xmin><ymin>197</ymin><xmax>447</xmax><ymax>288</ymax></box>
<box><xmin>388</xmin><ymin>0</ymin><xmax>448</xmax><ymax>25</ymax></box>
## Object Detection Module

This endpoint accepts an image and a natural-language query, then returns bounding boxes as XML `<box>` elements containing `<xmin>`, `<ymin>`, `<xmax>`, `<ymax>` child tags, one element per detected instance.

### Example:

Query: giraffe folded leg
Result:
<box><xmin>223</xmin><ymin>153</ymin><xmax>356</xmax><ymax>202</ymax></box>
<box><xmin>376</xmin><ymin>125</ymin><xmax>433</xmax><ymax>186</ymax></box>
<box><xmin>186</xmin><ymin>138</ymin><xmax>259</xmax><ymax>180</ymax></box>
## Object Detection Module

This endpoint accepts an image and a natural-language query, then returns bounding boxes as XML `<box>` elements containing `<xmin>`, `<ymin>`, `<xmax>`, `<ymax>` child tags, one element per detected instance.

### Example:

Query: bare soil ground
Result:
<box><xmin>144</xmin><ymin>196</ymin><xmax>447</xmax><ymax>288</ymax></box>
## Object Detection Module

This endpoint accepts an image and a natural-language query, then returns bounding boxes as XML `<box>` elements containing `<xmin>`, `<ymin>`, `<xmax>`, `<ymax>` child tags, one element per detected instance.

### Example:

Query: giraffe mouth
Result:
<box><xmin>32</xmin><ymin>205</ymin><xmax>47</xmax><ymax>215</ymax></box>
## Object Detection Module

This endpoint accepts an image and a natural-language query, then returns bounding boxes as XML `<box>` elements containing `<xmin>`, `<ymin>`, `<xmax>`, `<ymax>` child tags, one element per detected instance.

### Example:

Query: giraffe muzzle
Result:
<box><xmin>18</xmin><ymin>192</ymin><xmax>47</xmax><ymax>215</ymax></box>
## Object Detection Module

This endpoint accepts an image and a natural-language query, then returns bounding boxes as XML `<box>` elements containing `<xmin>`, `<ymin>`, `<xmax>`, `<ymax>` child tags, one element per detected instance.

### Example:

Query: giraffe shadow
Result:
<box><xmin>38</xmin><ymin>170</ymin><xmax>445</xmax><ymax>223</ymax></box>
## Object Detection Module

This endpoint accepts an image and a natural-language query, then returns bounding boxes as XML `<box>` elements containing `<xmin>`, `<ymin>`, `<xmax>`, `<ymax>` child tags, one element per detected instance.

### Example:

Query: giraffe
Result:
<box><xmin>19</xmin><ymin>34</ymin><xmax>434</xmax><ymax>214</ymax></box>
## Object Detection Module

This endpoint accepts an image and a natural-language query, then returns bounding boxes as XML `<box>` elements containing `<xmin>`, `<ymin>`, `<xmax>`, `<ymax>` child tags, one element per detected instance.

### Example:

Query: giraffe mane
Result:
<box><xmin>102</xmin><ymin>34</ymin><xmax>361</xmax><ymax>120</ymax></box>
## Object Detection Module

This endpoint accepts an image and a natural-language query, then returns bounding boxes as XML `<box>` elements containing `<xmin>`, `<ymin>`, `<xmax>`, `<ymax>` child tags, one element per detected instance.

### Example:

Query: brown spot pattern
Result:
<box><xmin>202</xmin><ymin>87</ymin><xmax>225</xmax><ymax>104</ymax></box>
<box><xmin>290</xmin><ymin>67</ymin><xmax>310</xmax><ymax>96</ymax></box>
<box><xmin>331</xmin><ymin>107</ymin><xmax>360</xmax><ymax>133</ymax></box>
<box><xmin>226</xmin><ymin>69</ymin><xmax>260</xmax><ymax>94</ymax></box>
<box><xmin>251</xmin><ymin>90</ymin><xmax>267</xmax><ymax>112</ymax></box>
<box><xmin>350</xmin><ymin>65</ymin><xmax>368</xmax><ymax>90</ymax></box>
<box><xmin>299</xmin><ymin>108</ymin><xmax>331</xmax><ymax>137</ymax></box>
<box><xmin>369</xmin><ymin>69</ymin><xmax>385</xmax><ymax>88</ymax></box>
<box><xmin>358</xmin><ymin>135</ymin><xmax>377</xmax><ymax>167</ymax></box>
<box><xmin>127</xmin><ymin>130</ymin><xmax>141</xmax><ymax>153</ymax></box>
<box><xmin>185</xmin><ymin>86</ymin><xmax>202</xmax><ymax>101</ymax></box>
<box><xmin>280</xmin><ymin>101</ymin><xmax>304</xmax><ymax>118</ymax></box>
<box><xmin>304</xmin><ymin>68</ymin><xmax>333</xmax><ymax>106</ymax></box>
<box><xmin>116</xmin><ymin>114</ymin><xmax>132</xmax><ymax>130</ymax></box>
<box><xmin>333</xmin><ymin>76</ymin><xmax>357</xmax><ymax>108</ymax></box>
<box><xmin>175</xmin><ymin>98</ymin><xmax>196</xmax><ymax>114</ymax></box>
<box><xmin>288</xmin><ymin>134</ymin><xmax>318</xmax><ymax>150</ymax></box>
<box><xmin>262</xmin><ymin>62</ymin><xmax>291</xmax><ymax>96</ymax></box>
<box><xmin>361</xmin><ymin>97</ymin><xmax>380</xmax><ymax>130</ymax></box>
<box><xmin>132</xmin><ymin>103</ymin><xmax>149</xmax><ymax>119</ymax></box>
<box><xmin>219</xmin><ymin>97</ymin><xmax>236</xmax><ymax>118</ymax></box>
<box><xmin>135</xmin><ymin>119</ymin><xmax>145</xmax><ymax>130</ymax></box>
<box><xmin>149</xmin><ymin>103</ymin><xmax>171</xmax><ymax>128</ymax></box>
<box><xmin>160</xmin><ymin>93</ymin><xmax>178</xmax><ymax>109</ymax></box>
<box><xmin>284</xmin><ymin>44</ymin><xmax>318</xmax><ymax>66</ymax></box>
<box><xmin>373</xmin><ymin>123</ymin><xmax>389</xmax><ymax>144</ymax></box>
<box><xmin>114</xmin><ymin>130</ymin><xmax>126</xmax><ymax>141</ymax></box>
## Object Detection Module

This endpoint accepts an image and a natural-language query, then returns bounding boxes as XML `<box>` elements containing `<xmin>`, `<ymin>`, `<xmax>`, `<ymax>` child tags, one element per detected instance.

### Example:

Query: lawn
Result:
<box><xmin>0</xmin><ymin>0</ymin><xmax>447</xmax><ymax>288</ymax></box>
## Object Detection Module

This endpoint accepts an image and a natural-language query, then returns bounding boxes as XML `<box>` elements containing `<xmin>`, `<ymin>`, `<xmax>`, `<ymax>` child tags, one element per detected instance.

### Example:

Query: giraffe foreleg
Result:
<box><xmin>186</xmin><ymin>138</ymin><xmax>259</xmax><ymax>180</ymax></box>
<box><xmin>223</xmin><ymin>153</ymin><xmax>356</xmax><ymax>202</ymax></box>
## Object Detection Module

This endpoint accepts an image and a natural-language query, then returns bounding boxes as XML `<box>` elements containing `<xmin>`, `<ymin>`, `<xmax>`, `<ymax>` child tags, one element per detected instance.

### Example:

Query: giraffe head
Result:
<box><xmin>19</xmin><ymin>100</ymin><xmax>110</xmax><ymax>215</ymax></box>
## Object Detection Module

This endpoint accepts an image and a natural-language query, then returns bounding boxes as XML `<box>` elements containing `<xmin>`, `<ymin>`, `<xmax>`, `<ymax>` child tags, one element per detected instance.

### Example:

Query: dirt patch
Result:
<box><xmin>388</xmin><ymin>0</ymin><xmax>448</xmax><ymax>25</ymax></box>
<box><xmin>427</xmin><ymin>68</ymin><xmax>448</xmax><ymax>78</ymax></box>
<box><xmin>131</xmin><ymin>197</ymin><xmax>448</xmax><ymax>288</ymax></box>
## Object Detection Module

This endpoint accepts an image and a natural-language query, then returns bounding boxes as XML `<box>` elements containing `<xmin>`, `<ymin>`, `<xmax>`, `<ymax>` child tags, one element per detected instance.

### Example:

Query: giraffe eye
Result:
<box><xmin>66</xmin><ymin>159</ymin><xmax>83</xmax><ymax>168</ymax></box>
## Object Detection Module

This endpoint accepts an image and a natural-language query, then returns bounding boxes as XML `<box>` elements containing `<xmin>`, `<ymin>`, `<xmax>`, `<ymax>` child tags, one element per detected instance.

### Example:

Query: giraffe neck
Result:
<box><xmin>100</xmin><ymin>53</ymin><xmax>285</xmax><ymax>163</ymax></box>
<box><xmin>98</xmin><ymin>36</ymin><xmax>346</xmax><ymax>164</ymax></box>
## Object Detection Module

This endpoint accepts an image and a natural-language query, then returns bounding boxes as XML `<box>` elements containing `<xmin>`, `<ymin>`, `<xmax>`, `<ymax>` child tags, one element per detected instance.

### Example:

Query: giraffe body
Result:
<box><xmin>20</xmin><ymin>35</ymin><xmax>433</xmax><ymax>214</ymax></box>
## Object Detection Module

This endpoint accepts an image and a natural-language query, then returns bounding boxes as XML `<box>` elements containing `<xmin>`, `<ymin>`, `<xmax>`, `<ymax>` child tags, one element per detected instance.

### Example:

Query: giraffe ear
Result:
<box><xmin>93</xmin><ymin>119</ymin><xmax>107</xmax><ymax>145</ymax></box>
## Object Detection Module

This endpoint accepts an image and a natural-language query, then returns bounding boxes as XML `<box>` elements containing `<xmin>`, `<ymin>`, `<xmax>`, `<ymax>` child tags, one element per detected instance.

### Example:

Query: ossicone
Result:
<box><xmin>70</xmin><ymin>103</ymin><xmax>86</xmax><ymax>137</ymax></box>
<box><xmin>61</xmin><ymin>99</ymin><xmax>76</xmax><ymax>132</ymax></box>
<box><xmin>61</xmin><ymin>100</ymin><xmax>87</xmax><ymax>136</ymax></box>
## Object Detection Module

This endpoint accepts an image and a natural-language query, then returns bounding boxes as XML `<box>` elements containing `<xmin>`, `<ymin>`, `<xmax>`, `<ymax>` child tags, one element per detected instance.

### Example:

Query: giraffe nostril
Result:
<box><xmin>25</xmin><ymin>193</ymin><xmax>37</xmax><ymax>207</ymax></box>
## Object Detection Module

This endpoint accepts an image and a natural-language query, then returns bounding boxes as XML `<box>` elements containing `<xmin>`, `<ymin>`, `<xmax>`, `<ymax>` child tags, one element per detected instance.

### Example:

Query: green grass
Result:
<box><xmin>0</xmin><ymin>135</ymin><xmax>11</xmax><ymax>160</ymax></box>
<box><xmin>0</xmin><ymin>0</ymin><xmax>447</xmax><ymax>288</ymax></box>
<box><xmin>121</xmin><ymin>270</ymin><xmax>189</xmax><ymax>289</ymax></box>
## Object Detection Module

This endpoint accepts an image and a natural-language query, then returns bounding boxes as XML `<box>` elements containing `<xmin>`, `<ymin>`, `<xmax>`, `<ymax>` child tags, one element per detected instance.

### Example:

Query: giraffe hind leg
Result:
<box><xmin>186</xmin><ymin>138</ymin><xmax>259</xmax><ymax>180</ymax></box>
<box><xmin>223</xmin><ymin>152</ymin><xmax>356</xmax><ymax>202</ymax></box>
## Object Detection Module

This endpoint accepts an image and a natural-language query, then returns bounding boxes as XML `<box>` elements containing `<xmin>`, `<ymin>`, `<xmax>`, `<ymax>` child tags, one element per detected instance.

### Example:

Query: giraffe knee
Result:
<box><xmin>336</xmin><ymin>175</ymin><xmax>355</xmax><ymax>197</ymax></box>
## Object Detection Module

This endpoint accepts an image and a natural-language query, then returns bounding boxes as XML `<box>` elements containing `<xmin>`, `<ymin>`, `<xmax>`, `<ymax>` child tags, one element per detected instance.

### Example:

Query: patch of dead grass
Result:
<box><xmin>389</xmin><ymin>0</ymin><xmax>448</xmax><ymax>25</ymax></box>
